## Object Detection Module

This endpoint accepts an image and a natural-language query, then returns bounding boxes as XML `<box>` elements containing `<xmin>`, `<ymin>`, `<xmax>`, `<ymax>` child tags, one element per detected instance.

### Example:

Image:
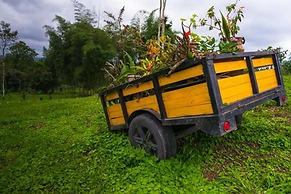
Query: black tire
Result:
<box><xmin>129</xmin><ymin>113</ymin><xmax>177</xmax><ymax>159</ymax></box>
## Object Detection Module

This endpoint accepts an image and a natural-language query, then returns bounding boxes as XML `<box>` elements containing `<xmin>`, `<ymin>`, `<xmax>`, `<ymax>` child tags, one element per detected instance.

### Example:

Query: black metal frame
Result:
<box><xmin>246</xmin><ymin>56</ymin><xmax>259</xmax><ymax>94</ymax></box>
<box><xmin>202</xmin><ymin>59</ymin><xmax>223</xmax><ymax>115</ymax></box>
<box><xmin>152</xmin><ymin>76</ymin><xmax>167</xmax><ymax>119</ymax></box>
<box><xmin>99</xmin><ymin>51</ymin><xmax>286</xmax><ymax>137</ymax></box>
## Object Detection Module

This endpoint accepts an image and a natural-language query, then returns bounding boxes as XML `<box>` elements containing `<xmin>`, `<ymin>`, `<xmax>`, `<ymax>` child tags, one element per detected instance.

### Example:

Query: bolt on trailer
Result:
<box><xmin>99</xmin><ymin>51</ymin><xmax>287</xmax><ymax>159</ymax></box>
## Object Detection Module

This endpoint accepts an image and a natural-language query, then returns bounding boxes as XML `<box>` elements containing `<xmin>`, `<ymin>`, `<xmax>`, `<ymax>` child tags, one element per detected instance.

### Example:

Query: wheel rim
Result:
<box><xmin>133</xmin><ymin>126</ymin><xmax>158</xmax><ymax>156</ymax></box>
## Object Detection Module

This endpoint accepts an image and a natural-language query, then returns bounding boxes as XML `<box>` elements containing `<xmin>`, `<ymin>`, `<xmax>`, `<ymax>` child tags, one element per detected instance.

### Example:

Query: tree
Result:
<box><xmin>0</xmin><ymin>21</ymin><xmax>18</xmax><ymax>98</ymax></box>
<box><xmin>65</xmin><ymin>21</ymin><xmax>116</xmax><ymax>90</ymax></box>
<box><xmin>72</xmin><ymin>0</ymin><xmax>97</xmax><ymax>25</ymax></box>
<box><xmin>44</xmin><ymin>15</ymin><xmax>70</xmax><ymax>87</ymax></box>
<box><xmin>139</xmin><ymin>9</ymin><xmax>159</xmax><ymax>41</ymax></box>
<box><xmin>263</xmin><ymin>46</ymin><xmax>288</xmax><ymax>64</ymax></box>
<box><xmin>5</xmin><ymin>41</ymin><xmax>39</xmax><ymax>92</ymax></box>
<box><xmin>44</xmin><ymin>2</ymin><xmax>116</xmax><ymax>93</ymax></box>
<box><xmin>282</xmin><ymin>53</ymin><xmax>291</xmax><ymax>75</ymax></box>
<box><xmin>104</xmin><ymin>6</ymin><xmax>125</xmax><ymax>37</ymax></box>
<box><xmin>104</xmin><ymin>7</ymin><xmax>144</xmax><ymax>63</ymax></box>
<box><xmin>7</xmin><ymin>41</ymin><xmax>37</xmax><ymax>71</ymax></box>
<box><xmin>263</xmin><ymin>46</ymin><xmax>290</xmax><ymax>75</ymax></box>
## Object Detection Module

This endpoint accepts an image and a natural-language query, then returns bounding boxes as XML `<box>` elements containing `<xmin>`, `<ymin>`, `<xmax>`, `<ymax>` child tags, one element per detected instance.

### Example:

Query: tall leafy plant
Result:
<box><xmin>191</xmin><ymin>0</ymin><xmax>245</xmax><ymax>41</ymax></box>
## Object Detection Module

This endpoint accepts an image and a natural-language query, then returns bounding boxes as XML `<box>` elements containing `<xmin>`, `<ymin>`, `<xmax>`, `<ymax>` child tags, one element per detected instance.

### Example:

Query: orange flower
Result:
<box><xmin>147</xmin><ymin>61</ymin><xmax>154</xmax><ymax>70</ymax></box>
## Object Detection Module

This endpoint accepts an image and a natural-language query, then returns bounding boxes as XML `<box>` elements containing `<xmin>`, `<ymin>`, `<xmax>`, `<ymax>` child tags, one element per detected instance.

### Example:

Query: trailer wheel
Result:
<box><xmin>129</xmin><ymin>114</ymin><xmax>176</xmax><ymax>159</ymax></box>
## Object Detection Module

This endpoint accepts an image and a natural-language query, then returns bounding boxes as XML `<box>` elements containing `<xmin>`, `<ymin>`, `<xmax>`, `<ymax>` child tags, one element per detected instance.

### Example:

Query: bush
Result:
<box><xmin>282</xmin><ymin>60</ymin><xmax>291</xmax><ymax>75</ymax></box>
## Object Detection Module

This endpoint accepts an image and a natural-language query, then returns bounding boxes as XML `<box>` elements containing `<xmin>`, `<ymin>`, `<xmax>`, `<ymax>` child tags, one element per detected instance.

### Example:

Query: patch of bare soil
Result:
<box><xmin>264</xmin><ymin>106</ymin><xmax>291</xmax><ymax>123</ymax></box>
<box><xmin>203</xmin><ymin>141</ymin><xmax>269</xmax><ymax>181</ymax></box>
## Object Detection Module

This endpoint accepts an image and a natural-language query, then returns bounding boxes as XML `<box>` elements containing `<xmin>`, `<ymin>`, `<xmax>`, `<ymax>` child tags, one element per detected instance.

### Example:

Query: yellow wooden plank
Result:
<box><xmin>126</xmin><ymin>95</ymin><xmax>159</xmax><ymax>116</ymax></box>
<box><xmin>220</xmin><ymin>82</ymin><xmax>253</xmax><ymax>99</ymax></box>
<box><xmin>107</xmin><ymin>109</ymin><xmax>124</xmax><ymax>119</ymax></box>
<box><xmin>159</xmin><ymin>65</ymin><xmax>203</xmax><ymax>86</ymax></box>
<box><xmin>128</xmin><ymin>104</ymin><xmax>160</xmax><ymax>116</ymax></box>
<box><xmin>123</xmin><ymin>82</ymin><xmax>212</xmax><ymax>118</ymax></box>
<box><xmin>126</xmin><ymin>95</ymin><xmax>157</xmax><ymax>109</ymax></box>
<box><xmin>162</xmin><ymin>83</ymin><xmax>209</xmax><ymax>101</ymax></box>
<box><xmin>214</xmin><ymin>59</ymin><xmax>247</xmax><ymax>74</ymax></box>
<box><xmin>105</xmin><ymin>91</ymin><xmax>119</xmax><ymax>101</ymax></box>
<box><xmin>257</xmin><ymin>75</ymin><xmax>277</xmax><ymax>87</ymax></box>
<box><xmin>255</xmin><ymin>69</ymin><xmax>276</xmax><ymax>80</ymax></box>
<box><xmin>110</xmin><ymin>117</ymin><xmax>125</xmax><ymax>126</ymax></box>
<box><xmin>258</xmin><ymin>79</ymin><xmax>278</xmax><ymax>88</ymax></box>
<box><xmin>166</xmin><ymin>103</ymin><xmax>213</xmax><ymax>118</ymax></box>
<box><xmin>162</xmin><ymin>82</ymin><xmax>212</xmax><ymax>117</ymax></box>
<box><xmin>123</xmin><ymin>81</ymin><xmax>154</xmax><ymax>97</ymax></box>
<box><xmin>218</xmin><ymin>74</ymin><xmax>251</xmax><ymax>90</ymax></box>
<box><xmin>256</xmin><ymin>69</ymin><xmax>278</xmax><ymax>92</ymax></box>
<box><xmin>107</xmin><ymin>103</ymin><xmax>122</xmax><ymax>113</ymax></box>
<box><xmin>220</xmin><ymin>82</ymin><xmax>253</xmax><ymax>103</ymax></box>
<box><xmin>217</xmin><ymin>73</ymin><xmax>253</xmax><ymax>104</ymax></box>
<box><xmin>252</xmin><ymin>57</ymin><xmax>273</xmax><ymax>68</ymax></box>
<box><xmin>222</xmin><ymin>91</ymin><xmax>254</xmax><ymax>104</ymax></box>
<box><xmin>259</xmin><ymin>82</ymin><xmax>278</xmax><ymax>93</ymax></box>
<box><xmin>107</xmin><ymin>104</ymin><xmax>123</xmax><ymax>119</ymax></box>
<box><xmin>164</xmin><ymin>93</ymin><xmax>211</xmax><ymax>110</ymax></box>
<box><xmin>257</xmin><ymin>70</ymin><xmax>278</xmax><ymax>92</ymax></box>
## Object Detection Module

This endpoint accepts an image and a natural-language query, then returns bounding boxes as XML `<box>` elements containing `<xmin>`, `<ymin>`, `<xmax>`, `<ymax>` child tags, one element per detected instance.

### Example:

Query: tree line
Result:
<box><xmin>0</xmin><ymin>0</ymin><xmax>172</xmax><ymax>98</ymax></box>
<box><xmin>1</xmin><ymin>0</ymin><xmax>290</xmax><ymax>99</ymax></box>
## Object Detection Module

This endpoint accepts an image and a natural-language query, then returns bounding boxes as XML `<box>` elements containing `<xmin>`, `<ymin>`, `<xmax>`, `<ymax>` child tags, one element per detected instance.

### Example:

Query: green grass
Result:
<box><xmin>0</xmin><ymin>76</ymin><xmax>291</xmax><ymax>193</ymax></box>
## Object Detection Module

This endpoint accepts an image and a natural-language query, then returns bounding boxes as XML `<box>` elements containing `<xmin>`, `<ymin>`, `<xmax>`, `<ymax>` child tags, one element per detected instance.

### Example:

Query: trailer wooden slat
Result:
<box><xmin>252</xmin><ymin>57</ymin><xmax>273</xmax><ymax>68</ymax></box>
<box><xmin>218</xmin><ymin>74</ymin><xmax>253</xmax><ymax>104</ymax></box>
<box><xmin>162</xmin><ymin>82</ymin><xmax>209</xmax><ymax>101</ymax></box>
<box><xmin>256</xmin><ymin>69</ymin><xmax>278</xmax><ymax>92</ymax></box>
<box><xmin>123</xmin><ymin>81</ymin><xmax>154</xmax><ymax>97</ymax></box>
<box><xmin>214</xmin><ymin>60</ymin><xmax>247</xmax><ymax>74</ymax></box>
<box><xmin>126</xmin><ymin>95</ymin><xmax>160</xmax><ymax>115</ymax></box>
<box><xmin>166</xmin><ymin>103</ymin><xmax>213</xmax><ymax>118</ymax></box>
<box><xmin>159</xmin><ymin>65</ymin><xmax>203</xmax><ymax>87</ymax></box>
<box><xmin>105</xmin><ymin>91</ymin><xmax>119</xmax><ymax>101</ymax></box>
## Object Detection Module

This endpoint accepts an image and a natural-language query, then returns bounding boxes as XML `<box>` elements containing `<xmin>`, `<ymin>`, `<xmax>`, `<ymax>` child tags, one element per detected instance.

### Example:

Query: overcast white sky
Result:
<box><xmin>1</xmin><ymin>0</ymin><xmax>291</xmax><ymax>57</ymax></box>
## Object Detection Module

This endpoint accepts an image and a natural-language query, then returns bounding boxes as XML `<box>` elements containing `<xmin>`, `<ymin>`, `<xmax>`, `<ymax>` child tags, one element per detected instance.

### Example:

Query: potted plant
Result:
<box><xmin>191</xmin><ymin>0</ymin><xmax>245</xmax><ymax>53</ymax></box>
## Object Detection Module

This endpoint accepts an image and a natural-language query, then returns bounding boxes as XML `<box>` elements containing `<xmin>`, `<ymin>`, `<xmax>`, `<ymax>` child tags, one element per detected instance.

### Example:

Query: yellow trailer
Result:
<box><xmin>99</xmin><ymin>51</ymin><xmax>286</xmax><ymax>159</ymax></box>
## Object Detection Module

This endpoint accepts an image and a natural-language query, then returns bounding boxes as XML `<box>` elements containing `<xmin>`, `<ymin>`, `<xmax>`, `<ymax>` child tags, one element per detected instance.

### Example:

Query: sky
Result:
<box><xmin>1</xmin><ymin>0</ymin><xmax>291</xmax><ymax>57</ymax></box>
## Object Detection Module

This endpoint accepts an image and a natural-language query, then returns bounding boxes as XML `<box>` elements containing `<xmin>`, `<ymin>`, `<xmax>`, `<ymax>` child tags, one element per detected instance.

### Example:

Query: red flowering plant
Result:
<box><xmin>180</xmin><ymin>19</ymin><xmax>216</xmax><ymax>59</ymax></box>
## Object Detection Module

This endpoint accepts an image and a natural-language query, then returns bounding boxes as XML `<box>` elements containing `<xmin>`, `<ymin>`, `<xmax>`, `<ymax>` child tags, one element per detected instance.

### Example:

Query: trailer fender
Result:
<box><xmin>128</xmin><ymin>109</ymin><xmax>161</xmax><ymax>124</ymax></box>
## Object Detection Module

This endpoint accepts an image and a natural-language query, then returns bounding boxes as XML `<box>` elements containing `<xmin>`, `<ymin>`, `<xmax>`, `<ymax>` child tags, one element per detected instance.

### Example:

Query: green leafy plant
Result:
<box><xmin>189</xmin><ymin>0</ymin><xmax>245</xmax><ymax>53</ymax></box>
<box><xmin>179</xmin><ymin>20</ymin><xmax>216</xmax><ymax>60</ymax></box>
<box><xmin>218</xmin><ymin>39</ymin><xmax>239</xmax><ymax>53</ymax></box>
<box><xmin>142</xmin><ymin>36</ymin><xmax>178</xmax><ymax>69</ymax></box>
<box><xmin>104</xmin><ymin>36</ymin><xmax>182</xmax><ymax>85</ymax></box>
<box><xmin>191</xmin><ymin>0</ymin><xmax>245</xmax><ymax>41</ymax></box>
<box><xmin>191</xmin><ymin>33</ymin><xmax>216</xmax><ymax>57</ymax></box>
<box><xmin>116</xmin><ymin>52</ymin><xmax>144</xmax><ymax>83</ymax></box>
<box><xmin>104</xmin><ymin>51</ymin><xmax>145</xmax><ymax>85</ymax></box>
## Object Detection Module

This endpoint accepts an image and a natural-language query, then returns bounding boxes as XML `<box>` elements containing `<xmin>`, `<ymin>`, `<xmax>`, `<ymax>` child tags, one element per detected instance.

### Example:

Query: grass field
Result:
<box><xmin>0</xmin><ymin>76</ymin><xmax>290</xmax><ymax>193</ymax></box>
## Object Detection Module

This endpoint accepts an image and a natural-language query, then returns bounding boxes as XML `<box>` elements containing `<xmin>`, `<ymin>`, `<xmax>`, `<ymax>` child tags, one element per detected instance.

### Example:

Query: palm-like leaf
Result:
<box><xmin>220</xmin><ymin>11</ymin><xmax>230</xmax><ymax>41</ymax></box>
